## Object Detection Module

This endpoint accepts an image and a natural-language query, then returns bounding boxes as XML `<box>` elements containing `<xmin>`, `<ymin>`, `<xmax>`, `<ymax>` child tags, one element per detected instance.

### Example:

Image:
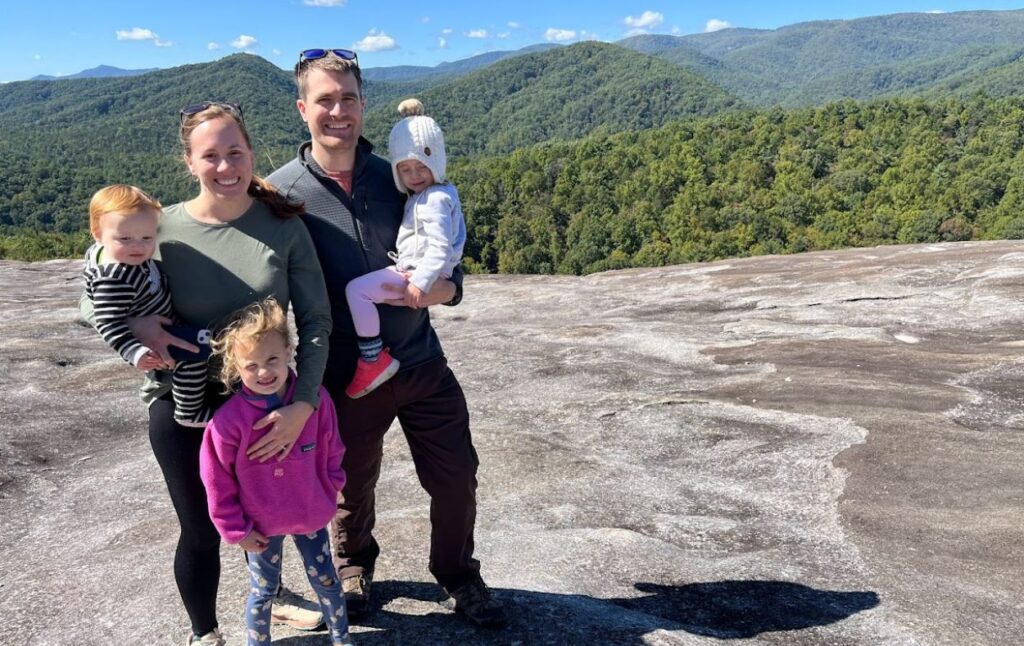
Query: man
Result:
<box><xmin>267</xmin><ymin>48</ymin><xmax>507</xmax><ymax>629</ymax></box>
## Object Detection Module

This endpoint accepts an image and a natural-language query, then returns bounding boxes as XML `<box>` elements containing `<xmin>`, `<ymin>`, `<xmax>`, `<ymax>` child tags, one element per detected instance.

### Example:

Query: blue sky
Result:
<box><xmin>3</xmin><ymin>1</ymin><xmax>1023</xmax><ymax>81</ymax></box>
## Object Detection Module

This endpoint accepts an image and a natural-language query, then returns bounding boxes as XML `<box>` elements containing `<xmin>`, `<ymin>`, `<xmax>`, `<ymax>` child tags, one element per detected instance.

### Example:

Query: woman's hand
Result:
<box><xmin>136</xmin><ymin>350</ymin><xmax>165</xmax><ymax>372</ymax></box>
<box><xmin>126</xmin><ymin>315</ymin><xmax>200</xmax><ymax>368</ymax></box>
<box><xmin>247</xmin><ymin>401</ymin><xmax>315</xmax><ymax>463</ymax></box>
<box><xmin>239</xmin><ymin>529</ymin><xmax>269</xmax><ymax>553</ymax></box>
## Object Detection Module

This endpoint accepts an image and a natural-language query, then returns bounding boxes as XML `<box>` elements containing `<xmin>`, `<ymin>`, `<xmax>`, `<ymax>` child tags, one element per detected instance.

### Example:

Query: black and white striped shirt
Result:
<box><xmin>82</xmin><ymin>243</ymin><xmax>173</xmax><ymax>366</ymax></box>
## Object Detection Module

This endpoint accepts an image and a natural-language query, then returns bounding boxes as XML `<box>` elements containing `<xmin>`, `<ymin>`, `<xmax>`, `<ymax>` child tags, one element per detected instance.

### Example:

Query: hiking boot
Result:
<box><xmin>443</xmin><ymin>576</ymin><xmax>508</xmax><ymax>628</ymax></box>
<box><xmin>272</xmin><ymin>586</ymin><xmax>325</xmax><ymax>631</ymax></box>
<box><xmin>342</xmin><ymin>572</ymin><xmax>373</xmax><ymax>619</ymax></box>
<box><xmin>345</xmin><ymin>349</ymin><xmax>399</xmax><ymax>399</ymax></box>
<box><xmin>186</xmin><ymin>628</ymin><xmax>225</xmax><ymax>646</ymax></box>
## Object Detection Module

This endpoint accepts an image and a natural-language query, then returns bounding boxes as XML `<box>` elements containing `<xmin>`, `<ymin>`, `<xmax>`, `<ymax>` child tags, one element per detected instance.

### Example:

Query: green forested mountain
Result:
<box><xmin>0</xmin><ymin>54</ymin><xmax>303</xmax><ymax>235</ymax></box>
<box><xmin>363</xmin><ymin>41</ymin><xmax>741</xmax><ymax>157</ymax></box>
<box><xmin>0</xmin><ymin>44</ymin><xmax>739</xmax><ymax>241</ymax></box>
<box><xmin>621</xmin><ymin>9</ymin><xmax>1024</xmax><ymax>106</ymax></box>
<box><xmin>6</xmin><ymin>10</ymin><xmax>1024</xmax><ymax>266</ymax></box>
<box><xmin>926</xmin><ymin>49</ymin><xmax>1024</xmax><ymax>97</ymax></box>
<box><xmin>449</xmin><ymin>95</ymin><xmax>1024</xmax><ymax>274</ymax></box>
<box><xmin>360</xmin><ymin>45</ymin><xmax>564</xmax><ymax>108</ymax></box>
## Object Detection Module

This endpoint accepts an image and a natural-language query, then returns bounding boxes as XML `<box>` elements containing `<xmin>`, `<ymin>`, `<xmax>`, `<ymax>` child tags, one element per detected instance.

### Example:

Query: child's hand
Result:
<box><xmin>405</xmin><ymin>283</ymin><xmax>425</xmax><ymax>309</ymax></box>
<box><xmin>239</xmin><ymin>529</ymin><xmax>269</xmax><ymax>553</ymax></box>
<box><xmin>136</xmin><ymin>350</ymin><xmax>165</xmax><ymax>372</ymax></box>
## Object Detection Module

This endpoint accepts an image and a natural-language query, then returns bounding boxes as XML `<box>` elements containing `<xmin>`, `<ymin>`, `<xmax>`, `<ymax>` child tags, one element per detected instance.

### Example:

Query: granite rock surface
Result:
<box><xmin>1</xmin><ymin>241</ymin><xmax>1022</xmax><ymax>645</ymax></box>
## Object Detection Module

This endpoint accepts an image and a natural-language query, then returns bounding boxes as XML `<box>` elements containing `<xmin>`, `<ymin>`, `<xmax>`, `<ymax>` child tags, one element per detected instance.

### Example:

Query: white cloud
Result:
<box><xmin>705</xmin><ymin>19</ymin><xmax>733</xmax><ymax>32</ymax></box>
<box><xmin>116</xmin><ymin>27</ymin><xmax>171</xmax><ymax>47</ymax></box>
<box><xmin>442</xmin><ymin>28</ymin><xmax>454</xmax><ymax>35</ymax></box>
<box><xmin>272</xmin><ymin>48</ymin><xmax>281</xmax><ymax>56</ymax></box>
<box><xmin>34</xmin><ymin>54</ymin><xmax>41</xmax><ymax>60</ymax></box>
<box><xmin>466</xmin><ymin>29</ymin><xmax>488</xmax><ymax>38</ymax></box>
<box><xmin>438</xmin><ymin>37</ymin><xmax>447</xmax><ymax>48</ymax></box>
<box><xmin>421</xmin><ymin>16</ymin><xmax>431</xmax><ymax>23</ymax></box>
<box><xmin>232</xmin><ymin>34</ymin><xmax>258</xmax><ymax>49</ymax></box>
<box><xmin>544</xmin><ymin>28</ymin><xmax>576</xmax><ymax>42</ymax></box>
<box><xmin>207</xmin><ymin>42</ymin><xmax>220</xmax><ymax>50</ymax></box>
<box><xmin>497</xmin><ymin>31</ymin><xmax>510</xmax><ymax>39</ymax></box>
<box><xmin>353</xmin><ymin>28</ymin><xmax>397</xmax><ymax>52</ymax></box>
<box><xmin>624</xmin><ymin>10</ymin><xmax>664</xmax><ymax>30</ymax></box>
<box><xmin>671</xmin><ymin>26</ymin><xmax>683</xmax><ymax>35</ymax></box>
<box><xmin>507</xmin><ymin>21</ymin><xmax>520</xmax><ymax>29</ymax></box>
<box><xmin>116</xmin><ymin>27</ymin><xmax>158</xmax><ymax>41</ymax></box>
<box><xmin>925</xmin><ymin>9</ymin><xmax>946</xmax><ymax>13</ymax></box>
<box><xmin>303</xmin><ymin>0</ymin><xmax>345</xmax><ymax>5</ymax></box>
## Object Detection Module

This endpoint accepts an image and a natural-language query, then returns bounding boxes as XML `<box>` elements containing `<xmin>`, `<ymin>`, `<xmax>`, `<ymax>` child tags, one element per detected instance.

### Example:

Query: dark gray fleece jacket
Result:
<box><xmin>268</xmin><ymin>137</ymin><xmax>462</xmax><ymax>382</ymax></box>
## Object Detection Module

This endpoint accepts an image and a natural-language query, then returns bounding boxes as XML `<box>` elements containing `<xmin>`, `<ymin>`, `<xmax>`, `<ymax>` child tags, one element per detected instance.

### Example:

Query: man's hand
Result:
<box><xmin>239</xmin><ymin>529</ymin><xmax>269</xmax><ymax>553</ymax></box>
<box><xmin>381</xmin><ymin>277</ymin><xmax>456</xmax><ymax>309</ymax></box>
<box><xmin>247</xmin><ymin>401</ymin><xmax>315</xmax><ymax>463</ymax></box>
<box><xmin>126</xmin><ymin>315</ymin><xmax>200</xmax><ymax>368</ymax></box>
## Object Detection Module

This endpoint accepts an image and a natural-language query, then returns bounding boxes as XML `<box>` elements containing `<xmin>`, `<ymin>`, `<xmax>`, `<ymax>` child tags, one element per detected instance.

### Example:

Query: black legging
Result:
<box><xmin>149</xmin><ymin>389</ymin><xmax>226</xmax><ymax>636</ymax></box>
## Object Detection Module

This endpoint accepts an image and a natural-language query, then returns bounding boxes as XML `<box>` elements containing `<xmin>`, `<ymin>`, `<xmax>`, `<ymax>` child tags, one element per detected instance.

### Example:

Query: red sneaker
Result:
<box><xmin>346</xmin><ymin>348</ymin><xmax>400</xmax><ymax>398</ymax></box>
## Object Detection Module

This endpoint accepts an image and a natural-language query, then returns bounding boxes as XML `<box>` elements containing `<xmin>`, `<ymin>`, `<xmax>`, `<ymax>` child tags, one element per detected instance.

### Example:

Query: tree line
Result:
<box><xmin>4</xmin><ymin>94</ymin><xmax>1024</xmax><ymax>269</ymax></box>
<box><xmin>450</xmin><ymin>94</ymin><xmax>1024</xmax><ymax>274</ymax></box>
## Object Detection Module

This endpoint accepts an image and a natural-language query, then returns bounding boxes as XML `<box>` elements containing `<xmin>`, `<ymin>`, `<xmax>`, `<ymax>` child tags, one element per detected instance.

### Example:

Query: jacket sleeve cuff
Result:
<box><xmin>444</xmin><ymin>265</ymin><xmax>464</xmax><ymax>307</ymax></box>
<box><xmin>222</xmin><ymin>519</ymin><xmax>254</xmax><ymax>545</ymax></box>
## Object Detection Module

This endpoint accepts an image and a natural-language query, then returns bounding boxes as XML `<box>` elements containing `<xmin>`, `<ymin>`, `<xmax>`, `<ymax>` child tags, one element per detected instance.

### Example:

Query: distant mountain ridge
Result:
<box><xmin>361</xmin><ymin>44</ymin><xmax>560</xmax><ymax>82</ymax></box>
<box><xmin>29</xmin><ymin>65</ymin><xmax>158</xmax><ymax>81</ymax></box>
<box><xmin>617</xmin><ymin>8</ymin><xmax>1024</xmax><ymax>105</ymax></box>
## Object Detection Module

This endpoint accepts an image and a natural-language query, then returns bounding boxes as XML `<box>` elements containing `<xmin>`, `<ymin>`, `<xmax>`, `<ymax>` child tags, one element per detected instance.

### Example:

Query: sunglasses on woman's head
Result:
<box><xmin>298</xmin><ymin>48</ymin><xmax>359</xmax><ymax>67</ymax></box>
<box><xmin>179</xmin><ymin>101</ymin><xmax>244</xmax><ymax>126</ymax></box>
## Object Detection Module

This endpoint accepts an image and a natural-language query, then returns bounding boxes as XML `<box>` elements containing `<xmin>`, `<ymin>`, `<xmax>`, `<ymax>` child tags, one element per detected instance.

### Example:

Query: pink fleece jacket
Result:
<box><xmin>199</xmin><ymin>373</ymin><xmax>345</xmax><ymax>544</ymax></box>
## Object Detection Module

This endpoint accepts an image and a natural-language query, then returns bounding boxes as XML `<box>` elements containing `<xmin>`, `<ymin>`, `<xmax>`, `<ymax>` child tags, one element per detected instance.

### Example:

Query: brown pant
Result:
<box><xmin>324</xmin><ymin>356</ymin><xmax>481</xmax><ymax>590</ymax></box>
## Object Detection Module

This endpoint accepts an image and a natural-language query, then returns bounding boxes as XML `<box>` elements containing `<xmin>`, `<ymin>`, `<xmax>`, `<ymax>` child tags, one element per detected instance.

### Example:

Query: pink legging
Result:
<box><xmin>345</xmin><ymin>266</ymin><xmax>408</xmax><ymax>338</ymax></box>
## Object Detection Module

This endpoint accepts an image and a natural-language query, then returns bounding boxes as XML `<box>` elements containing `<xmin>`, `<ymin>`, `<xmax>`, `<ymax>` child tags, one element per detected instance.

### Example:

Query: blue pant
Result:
<box><xmin>245</xmin><ymin>528</ymin><xmax>349</xmax><ymax>645</ymax></box>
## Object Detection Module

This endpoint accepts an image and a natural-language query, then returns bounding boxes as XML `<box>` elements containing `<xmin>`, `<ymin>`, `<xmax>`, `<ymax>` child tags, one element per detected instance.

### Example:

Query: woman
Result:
<box><xmin>119</xmin><ymin>102</ymin><xmax>331</xmax><ymax>645</ymax></box>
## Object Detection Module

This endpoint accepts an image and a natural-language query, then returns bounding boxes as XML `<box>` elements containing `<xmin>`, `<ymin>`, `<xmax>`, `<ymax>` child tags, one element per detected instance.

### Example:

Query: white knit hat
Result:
<box><xmin>388</xmin><ymin>98</ymin><xmax>446</xmax><ymax>193</ymax></box>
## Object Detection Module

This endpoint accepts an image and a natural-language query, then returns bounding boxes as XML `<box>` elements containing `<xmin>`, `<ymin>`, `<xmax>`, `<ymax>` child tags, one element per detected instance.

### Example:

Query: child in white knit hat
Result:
<box><xmin>343</xmin><ymin>98</ymin><xmax>467</xmax><ymax>398</ymax></box>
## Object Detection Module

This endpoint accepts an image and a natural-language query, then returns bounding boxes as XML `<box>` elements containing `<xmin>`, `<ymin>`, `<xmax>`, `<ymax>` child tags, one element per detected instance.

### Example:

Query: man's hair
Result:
<box><xmin>211</xmin><ymin>297</ymin><xmax>293</xmax><ymax>391</ymax></box>
<box><xmin>295</xmin><ymin>54</ymin><xmax>363</xmax><ymax>99</ymax></box>
<box><xmin>88</xmin><ymin>184</ymin><xmax>162</xmax><ymax>237</ymax></box>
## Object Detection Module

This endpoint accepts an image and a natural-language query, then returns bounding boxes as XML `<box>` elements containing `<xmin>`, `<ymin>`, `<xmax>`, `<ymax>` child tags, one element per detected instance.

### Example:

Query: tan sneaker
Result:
<box><xmin>186</xmin><ymin>628</ymin><xmax>225</xmax><ymax>645</ymax></box>
<box><xmin>271</xmin><ymin>588</ymin><xmax>325</xmax><ymax>631</ymax></box>
<box><xmin>341</xmin><ymin>572</ymin><xmax>373</xmax><ymax>619</ymax></box>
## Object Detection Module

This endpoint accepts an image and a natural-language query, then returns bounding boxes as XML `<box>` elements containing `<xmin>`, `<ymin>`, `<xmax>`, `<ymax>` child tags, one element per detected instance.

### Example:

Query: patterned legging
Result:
<box><xmin>245</xmin><ymin>528</ymin><xmax>350</xmax><ymax>645</ymax></box>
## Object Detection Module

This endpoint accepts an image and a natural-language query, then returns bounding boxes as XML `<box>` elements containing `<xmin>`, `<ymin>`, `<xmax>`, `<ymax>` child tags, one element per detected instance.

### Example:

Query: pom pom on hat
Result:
<box><xmin>397</xmin><ymin>98</ymin><xmax>425</xmax><ymax>118</ymax></box>
<box><xmin>388</xmin><ymin>98</ymin><xmax>446</xmax><ymax>193</ymax></box>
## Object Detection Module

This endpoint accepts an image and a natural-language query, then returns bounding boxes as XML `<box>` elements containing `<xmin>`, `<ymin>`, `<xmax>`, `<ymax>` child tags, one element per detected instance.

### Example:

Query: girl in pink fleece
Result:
<box><xmin>199</xmin><ymin>298</ymin><xmax>353</xmax><ymax>646</ymax></box>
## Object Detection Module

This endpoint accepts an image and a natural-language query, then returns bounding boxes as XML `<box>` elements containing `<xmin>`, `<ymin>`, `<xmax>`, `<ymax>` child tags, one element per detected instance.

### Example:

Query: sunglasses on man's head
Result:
<box><xmin>179</xmin><ymin>101</ymin><xmax>244</xmax><ymax>126</ymax></box>
<box><xmin>298</xmin><ymin>48</ymin><xmax>359</xmax><ymax>67</ymax></box>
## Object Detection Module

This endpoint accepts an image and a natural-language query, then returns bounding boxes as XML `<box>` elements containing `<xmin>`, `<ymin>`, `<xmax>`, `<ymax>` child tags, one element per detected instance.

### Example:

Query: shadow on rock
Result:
<box><xmin>272</xmin><ymin>579</ymin><xmax>879</xmax><ymax>644</ymax></box>
<box><xmin>613</xmin><ymin>580</ymin><xmax>880</xmax><ymax>639</ymax></box>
